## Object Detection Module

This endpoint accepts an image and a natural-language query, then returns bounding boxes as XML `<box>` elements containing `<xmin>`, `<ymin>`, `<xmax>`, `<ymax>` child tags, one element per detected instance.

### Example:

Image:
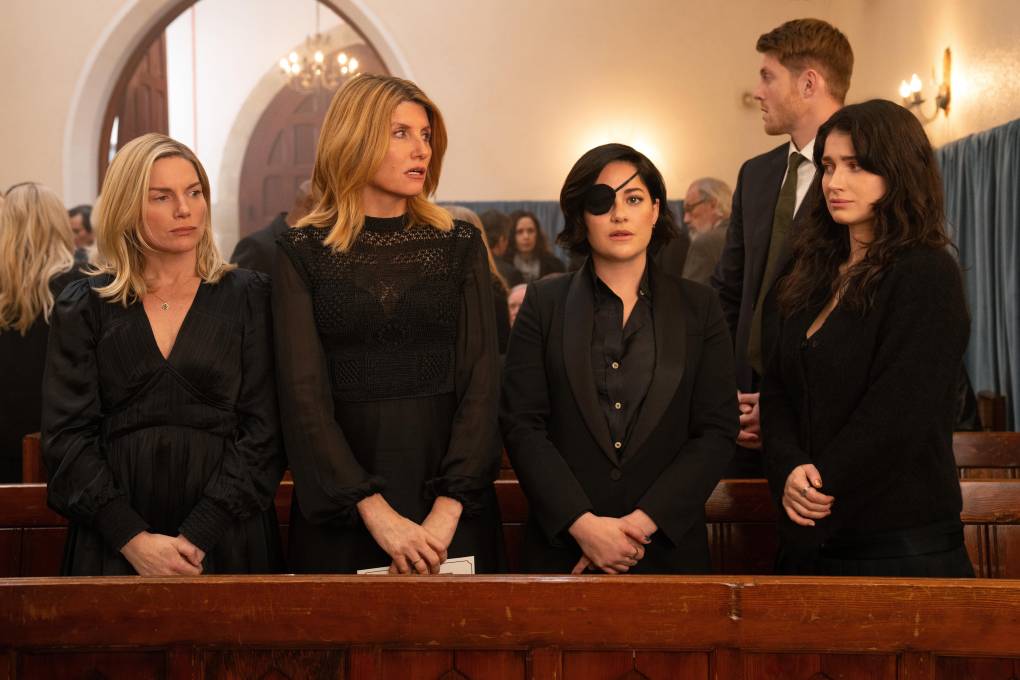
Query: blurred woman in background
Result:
<box><xmin>0</xmin><ymin>182</ymin><xmax>82</xmax><ymax>482</ymax></box>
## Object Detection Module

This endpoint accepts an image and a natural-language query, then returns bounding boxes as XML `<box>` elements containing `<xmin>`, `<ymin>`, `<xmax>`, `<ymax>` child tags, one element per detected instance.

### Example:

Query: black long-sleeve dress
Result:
<box><xmin>0</xmin><ymin>268</ymin><xmax>84</xmax><ymax>481</ymax></box>
<box><xmin>42</xmin><ymin>270</ymin><xmax>285</xmax><ymax>575</ymax></box>
<box><xmin>760</xmin><ymin>247</ymin><xmax>973</xmax><ymax>577</ymax></box>
<box><xmin>274</xmin><ymin>215</ymin><xmax>503</xmax><ymax>573</ymax></box>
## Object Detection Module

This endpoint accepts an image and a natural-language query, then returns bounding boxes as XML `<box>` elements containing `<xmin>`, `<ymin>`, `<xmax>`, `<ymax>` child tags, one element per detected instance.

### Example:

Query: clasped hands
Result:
<box><xmin>568</xmin><ymin>510</ymin><xmax>656</xmax><ymax>574</ymax></box>
<box><xmin>358</xmin><ymin>493</ymin><xmax>461</xmax><ymax>575</ymax></box>
<box><xmin>120</xmin><ymin>532</ymin><xmax>205</xmax><ymax>576</ymax></box>
<box><xmin>782</xmin><ymin>463</ymin><xmax>835</xmax><ymax>526</ymax></box>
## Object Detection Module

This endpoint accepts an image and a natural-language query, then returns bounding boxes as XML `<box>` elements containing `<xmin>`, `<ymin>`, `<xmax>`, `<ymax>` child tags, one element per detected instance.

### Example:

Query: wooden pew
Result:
<box><xmin>24</xmin><ymin>432</ymin><xmax>1020</xmax><ymax>482</ymax></box>
<box><xmin>2</xmin><ymin>574</ymin><xmax>1020</xmax><ymax>679</ymax></box>
<box><xmin>954</xmin><ymin>431</ymin><xmax>1020</xmax><ymax>478</ymax></box>
<box><xmin>3</xmin><ymin>479</ymin><xmax>1020</xmax><ymax>579</ymax></box>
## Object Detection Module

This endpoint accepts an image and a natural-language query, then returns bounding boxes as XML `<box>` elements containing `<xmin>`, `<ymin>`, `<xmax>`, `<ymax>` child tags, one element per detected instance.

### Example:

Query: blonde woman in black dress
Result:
<box><xmin>43</xmin><ymin>133</ymin><xmax>284</xmax><ymax>575</ymax></box>
<box><xmin>274</xmin><ymin>75</ymin><xmax>502</xmax><ymax>574</ymax></box>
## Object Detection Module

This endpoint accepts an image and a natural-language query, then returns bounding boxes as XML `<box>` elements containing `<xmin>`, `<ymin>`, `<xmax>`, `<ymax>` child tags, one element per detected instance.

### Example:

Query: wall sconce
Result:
<box><xmin>898</xmin><ymin>47</ymin><xmax>952</xmax><ymax>122</ymax></box>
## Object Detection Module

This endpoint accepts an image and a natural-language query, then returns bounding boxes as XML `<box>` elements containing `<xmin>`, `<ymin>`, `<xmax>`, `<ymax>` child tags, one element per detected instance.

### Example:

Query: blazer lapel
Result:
<box><xmin>623</xmin><ymin>264</ymin><xmax>686</xmax><ymax>463</ymax></box>
<box><xmin>563</xmin><ymin>266</ymin><xmax>618</xmax><ymax>465</ymax></box>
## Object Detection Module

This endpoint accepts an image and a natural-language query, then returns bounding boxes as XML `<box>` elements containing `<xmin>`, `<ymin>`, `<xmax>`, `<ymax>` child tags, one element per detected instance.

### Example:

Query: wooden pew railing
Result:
<box><xmin>3</xmin><ymin>478</ymin><xmax>1020</xmax><ymax>579</ymax></box>
<box><xmin>23</xmin><ymin>432</ymin><xmax>1020</xmax><ymax>483</ymax></box>
<box><xmin>2</xmin><ymin>575</ymin><xmax>1020</xmax><ymax>679</ymax></box>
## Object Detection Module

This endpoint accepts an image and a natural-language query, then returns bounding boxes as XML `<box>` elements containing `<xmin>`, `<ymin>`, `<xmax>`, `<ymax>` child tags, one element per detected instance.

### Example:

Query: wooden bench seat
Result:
<box><xmin>3</xmin><ymin>478</ymin><xmax>1019</xmax><ymax>579</ymax></box>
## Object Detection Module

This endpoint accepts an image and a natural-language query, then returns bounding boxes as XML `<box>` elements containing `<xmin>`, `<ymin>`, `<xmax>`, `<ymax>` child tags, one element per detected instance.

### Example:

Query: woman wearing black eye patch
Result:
<box><xmin>500</xmin><ymin>143</ymin><xmax>738</xmax><ymax>574</ymax></box>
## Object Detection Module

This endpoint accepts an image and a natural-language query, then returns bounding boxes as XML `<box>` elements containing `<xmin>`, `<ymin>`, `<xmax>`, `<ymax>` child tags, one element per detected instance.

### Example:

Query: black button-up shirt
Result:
<box><xmin>589</xmin><ymin>263</ymin><xmax>656</xmax><ymax>454</ymax></box>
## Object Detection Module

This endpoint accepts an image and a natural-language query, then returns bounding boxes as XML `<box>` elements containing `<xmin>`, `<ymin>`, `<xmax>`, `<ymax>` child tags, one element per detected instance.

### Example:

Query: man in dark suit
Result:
<box><xmin>501</xmin><ymin>143</ymin><xmax>737</xmax><ymax>574</ymax></box>
<box><xmin>680</xmin><ymin>177</ymin><xmax>732</xmax><ymax>285</ymax></box>
<box><xmin>711</xmin><ymin>19</ymin><xmax>853</xmax><ymax>476</ymax></box>
<box><xmin>230</xmin><ymin>180</ymin><xmax>314</xmax><ymax>275</ymax></box>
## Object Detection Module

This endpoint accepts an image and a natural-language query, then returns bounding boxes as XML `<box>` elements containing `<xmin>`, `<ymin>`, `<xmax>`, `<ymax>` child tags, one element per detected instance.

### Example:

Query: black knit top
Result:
<box><xmin>761</xmin><ymin>247</ymin><xmax>969</xmax><ymax>545</ymax></box>
<box><xmin>273</xmin><ymin>216</ymin><xmax>502</xmax><ymax>572</ymax></box>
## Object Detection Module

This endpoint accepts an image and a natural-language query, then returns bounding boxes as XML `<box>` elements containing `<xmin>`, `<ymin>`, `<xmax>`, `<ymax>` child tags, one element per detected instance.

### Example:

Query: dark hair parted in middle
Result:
<box><xmin>558</xmin><ymin>143</ymin><xmax>681</xmax><ymax>256</ymax></box>
<box><xmin>778</xmin><ymin>99</ymin><xmax>952</xmax><ymax>317</ymax></box>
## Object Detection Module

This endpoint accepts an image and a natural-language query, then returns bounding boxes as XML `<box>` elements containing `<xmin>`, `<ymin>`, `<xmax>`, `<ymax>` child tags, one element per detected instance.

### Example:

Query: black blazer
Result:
<box><xmin>500</xmin><ymin>260</ymin><xmax>738</xmax><ymax>573</ymax></box>
<box><xmin>712</xmin><ymin>143</ymin><xmax>816</xmax><ymax>390</ymax></box>
<box><xmin>231</xmin><ymin>213</ymin><xmax>289</xmax><ymax>275</ymax></box>
<box><xmin>761</xmin><ymin>248</ymin><xmax>969</xmax><ymax>545</ymax></box>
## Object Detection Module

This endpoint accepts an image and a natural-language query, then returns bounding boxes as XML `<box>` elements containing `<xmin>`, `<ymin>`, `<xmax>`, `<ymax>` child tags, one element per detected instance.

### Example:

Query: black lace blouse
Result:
<box><xmin>273</xmin><ymin>216</ymin><xmax>503</xmax><ymax>573</ymax></box>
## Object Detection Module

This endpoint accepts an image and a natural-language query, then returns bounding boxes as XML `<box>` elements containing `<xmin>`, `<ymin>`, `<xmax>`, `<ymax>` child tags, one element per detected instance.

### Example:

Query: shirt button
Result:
<box><xmin>610</xmin><ymin>469</ymin><xmax>623</xmax><ymax>481</ymax></box>
<box><xmin>614</xmin><ymin>441</ymin><xmax>622</xmax><ymax>449</ymax></box>
<box><xmin>614</xmin><ymin>402</ymin><xmax>622</xmax><ymax>410</ymax></box>
<box><xmin>611</xmin><ymin>361</ymin><xmax>620</xmax><ymax>369</ymax></box>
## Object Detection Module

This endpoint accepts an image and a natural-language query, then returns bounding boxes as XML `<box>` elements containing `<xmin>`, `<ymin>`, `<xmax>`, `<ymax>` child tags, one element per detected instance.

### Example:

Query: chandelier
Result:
<box><xmin>278</xmin><ymin>2</ymin><xmax>360</xmax><ymax>94</ymax></box>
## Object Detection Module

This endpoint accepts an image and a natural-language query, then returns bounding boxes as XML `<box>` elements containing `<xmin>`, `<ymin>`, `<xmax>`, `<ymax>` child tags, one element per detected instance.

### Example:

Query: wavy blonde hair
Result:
<box><xmin>0</xmin><ymin>183</ymin><xmax>76</xmax><ymax>334</ymax></box>
<box><xmin>300</xmin><ymin>74</ymin><xmax>452</xmax><ymax>251</ymax></box>
<box><xmin>92</xmin><ymin>133</ymin><xmax>232</xmax><ymax>305</ymax></box>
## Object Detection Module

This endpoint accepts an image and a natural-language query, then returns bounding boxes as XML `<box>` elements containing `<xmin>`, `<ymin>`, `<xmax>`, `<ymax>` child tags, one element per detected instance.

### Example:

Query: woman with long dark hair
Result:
<box><xmin>504</xmin><ymin>210</ymin><xmax>565</xmax><ymax>283</ymax></box>
<box><xmin>761</xmin><ymin>99</ymin><xmax>972</xmax><ymax>577</ymax></box>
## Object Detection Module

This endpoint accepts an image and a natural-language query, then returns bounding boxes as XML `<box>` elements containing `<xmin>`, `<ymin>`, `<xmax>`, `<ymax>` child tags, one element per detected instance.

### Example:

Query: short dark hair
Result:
<box><xmin>757</xmin><ymin>18</ymin><xmax>854</xmax><ymax>103</ymax></box>
<box><xmin>558</xmin><ymin>143</ymin><xmax>680</xmax><ymax>256</ymax></box>
<box><xmin>68</xmin><ymin>204</ymin><xmax>93</xmax><ymax>233</ymax></box>
<box><xmin>779</xmin><ymin>99</ymin><xmax>951</xmax><ymax>316</ymax></box>
<box><xmin>479</xmin><ymin>209</ymin><xmax>511</xmax><ymax>248</ymax></box>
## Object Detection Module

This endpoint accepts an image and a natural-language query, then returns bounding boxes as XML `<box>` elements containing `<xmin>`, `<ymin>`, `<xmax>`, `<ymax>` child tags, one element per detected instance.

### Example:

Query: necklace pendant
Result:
<box><xmin>160</xmin><ymin>302</ymin><xmax>169</xmax><ymax>311</ymax></box>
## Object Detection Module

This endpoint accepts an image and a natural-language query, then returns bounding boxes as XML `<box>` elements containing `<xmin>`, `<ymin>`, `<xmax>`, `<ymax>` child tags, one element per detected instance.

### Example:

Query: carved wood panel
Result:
<box><xmin>202</xmin><ymin>649</ymin><xmax>344</xmax><ymax>680</ymax></box>
<box><xmin>741</xmin><ymin>653</ymin><xmax>897</xmax><ymax>679</ymax></box>
<box><xmin>19</xmin><ymin>651</ymin><xmax>166</xmax><ymax>680</ymax></box>
<box><xmin>935</xmin><ymin>656</ymin><xmax>1020</xmax><ymax>679</ymax></box>
<box><xmin>371</xmin><ymin>650</ymin><xmax>524</xmax><ymax>679</ymax></box>
<box><xmin>562</xmin><ymin>651</ymin><xmax>709</xmax><ymax>679</ymax></box>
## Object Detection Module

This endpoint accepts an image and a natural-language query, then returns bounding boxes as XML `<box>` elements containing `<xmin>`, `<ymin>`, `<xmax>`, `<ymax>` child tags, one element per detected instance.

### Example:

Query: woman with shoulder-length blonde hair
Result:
<box><xmin>0</xmin><ymin>182</ymin><xmax>83</xmax><ymax>481</ymax></box>
<box><xmin>275</xmin><ymin>74</ymin><xmax>503</xmax><ymax>574</ymax></box>
<box><xmin>42</xmin><ymin>133</ymin><xmax>285</xmax><ymax>576</ymax></box>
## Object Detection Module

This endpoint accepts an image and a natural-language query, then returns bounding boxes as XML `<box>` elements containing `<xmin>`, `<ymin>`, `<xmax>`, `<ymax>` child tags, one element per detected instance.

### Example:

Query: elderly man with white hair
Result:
<box><xmin>680</xmin><ymin>177</ymin><xmax>732</xmax><ymax>285</ymax></box>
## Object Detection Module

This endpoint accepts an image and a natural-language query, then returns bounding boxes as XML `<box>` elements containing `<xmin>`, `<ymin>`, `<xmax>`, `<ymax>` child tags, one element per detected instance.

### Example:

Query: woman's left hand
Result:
<box><xmin>782</xmin><ymin>464</ymin><xmax>835</xmax><ymax>526</ymax></box>
<box><xmin>174</xmin><ymin>535</ymin><xmax>206</xmax><ymax>569</ymax></box>
<box><xmin>390</xmin><ymin>496</ymin><xmax>463</xmax><ymax>573</ymax></box>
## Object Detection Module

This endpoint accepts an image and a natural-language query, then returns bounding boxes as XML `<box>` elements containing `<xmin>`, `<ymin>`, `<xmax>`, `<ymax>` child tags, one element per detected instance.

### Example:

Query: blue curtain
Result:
<box><xmin>937</xmin><ymin>117</ymin><xmax>1020</xmax><ymax>430</ymax></box>
<box><xmin>454</xmin><ymin>200</ymin><xmax>684</xmax><ymax>262</ymax></box>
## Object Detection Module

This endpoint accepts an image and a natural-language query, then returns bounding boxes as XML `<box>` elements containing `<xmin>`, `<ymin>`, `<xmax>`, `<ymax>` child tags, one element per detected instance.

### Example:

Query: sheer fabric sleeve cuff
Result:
<box><xmin>423</xmin><ymin>475</ymin><xmax>489</xmax><ymax>518</ymax></box>
<box><xmin>92</xmin><ymin>497</ymin><xmax>149</xmax><ymax>551</ymax></box>
<box><xmin>319</xmin><ymin>475</ymin><xmax>387</xmax><ymax>527</ymax></box>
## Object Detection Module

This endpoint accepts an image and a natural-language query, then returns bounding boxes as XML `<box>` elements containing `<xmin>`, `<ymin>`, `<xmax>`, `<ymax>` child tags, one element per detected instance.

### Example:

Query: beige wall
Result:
<box><xmin>2</xmin><ymin>0</ymin><xmax>1018</xmax><ymax>210</ymax></box>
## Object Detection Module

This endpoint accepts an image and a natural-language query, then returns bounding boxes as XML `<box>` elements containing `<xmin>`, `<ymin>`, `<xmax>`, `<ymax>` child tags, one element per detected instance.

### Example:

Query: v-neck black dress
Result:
<box><xmin>42</xmin><ymin>269</ymin><xmax>286</xmax><ymax>575</ymax></box>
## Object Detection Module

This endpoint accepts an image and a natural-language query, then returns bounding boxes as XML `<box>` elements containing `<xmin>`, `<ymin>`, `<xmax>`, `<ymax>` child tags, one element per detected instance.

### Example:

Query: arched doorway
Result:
<box><xmin>237</xmin><ymin>43</ymin><xmax>387</xmax><ymax>237</ymax></box>
<box><xmin>94</xmin><ymin>0</ymin><xmax>393</xmax><ymax>193</ymax></box>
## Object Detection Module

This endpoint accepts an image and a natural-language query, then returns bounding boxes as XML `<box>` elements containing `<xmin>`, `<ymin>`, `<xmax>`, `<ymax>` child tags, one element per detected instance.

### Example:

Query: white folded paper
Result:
<box><xmin>357</xmin><ymin>555</ymin><xmax>475</xmax><ymax>575</ymax></box>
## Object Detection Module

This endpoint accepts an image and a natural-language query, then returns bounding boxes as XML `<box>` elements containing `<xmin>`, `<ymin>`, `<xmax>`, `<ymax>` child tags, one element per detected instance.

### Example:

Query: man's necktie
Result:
<box><xmin>747</xmin><ymin>152</ymin><xmax>806</xmax><ymax>376</ymax></box>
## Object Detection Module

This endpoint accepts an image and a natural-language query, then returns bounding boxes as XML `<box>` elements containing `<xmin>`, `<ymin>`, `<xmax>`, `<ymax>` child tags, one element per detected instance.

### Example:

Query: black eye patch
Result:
<box><xmin>583</xmin><ymin>170</ymin><xmax>640</xmax><ymax>215</ymax></box>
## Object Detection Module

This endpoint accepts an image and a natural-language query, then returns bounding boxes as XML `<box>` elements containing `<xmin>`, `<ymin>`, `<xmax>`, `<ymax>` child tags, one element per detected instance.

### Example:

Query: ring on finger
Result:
<box><xmin>799</xmin><ymin>486</ymin><xmax>810</xmax><ymax>498</ymax></box>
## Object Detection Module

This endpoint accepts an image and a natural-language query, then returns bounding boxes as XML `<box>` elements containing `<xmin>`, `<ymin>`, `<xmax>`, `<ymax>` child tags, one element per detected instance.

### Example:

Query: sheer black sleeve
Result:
<box><xmin>272</xmin><ymin>246</ymin><xmax>384</xmax><ymax>526</ymax></box>
<box><xmin>42</xmin><ymin>278</ymin><xmax>148</xmax><ymax>550</ymax></box>
<box><xmin>424</xmin><ymin>230</ymin><xmax>502</xmax><ymax>515</ymax></box>
<box><xmin>178</xmin><ymin>272</ymin><xmax>287</xmax><ymax>552</ymax></box>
